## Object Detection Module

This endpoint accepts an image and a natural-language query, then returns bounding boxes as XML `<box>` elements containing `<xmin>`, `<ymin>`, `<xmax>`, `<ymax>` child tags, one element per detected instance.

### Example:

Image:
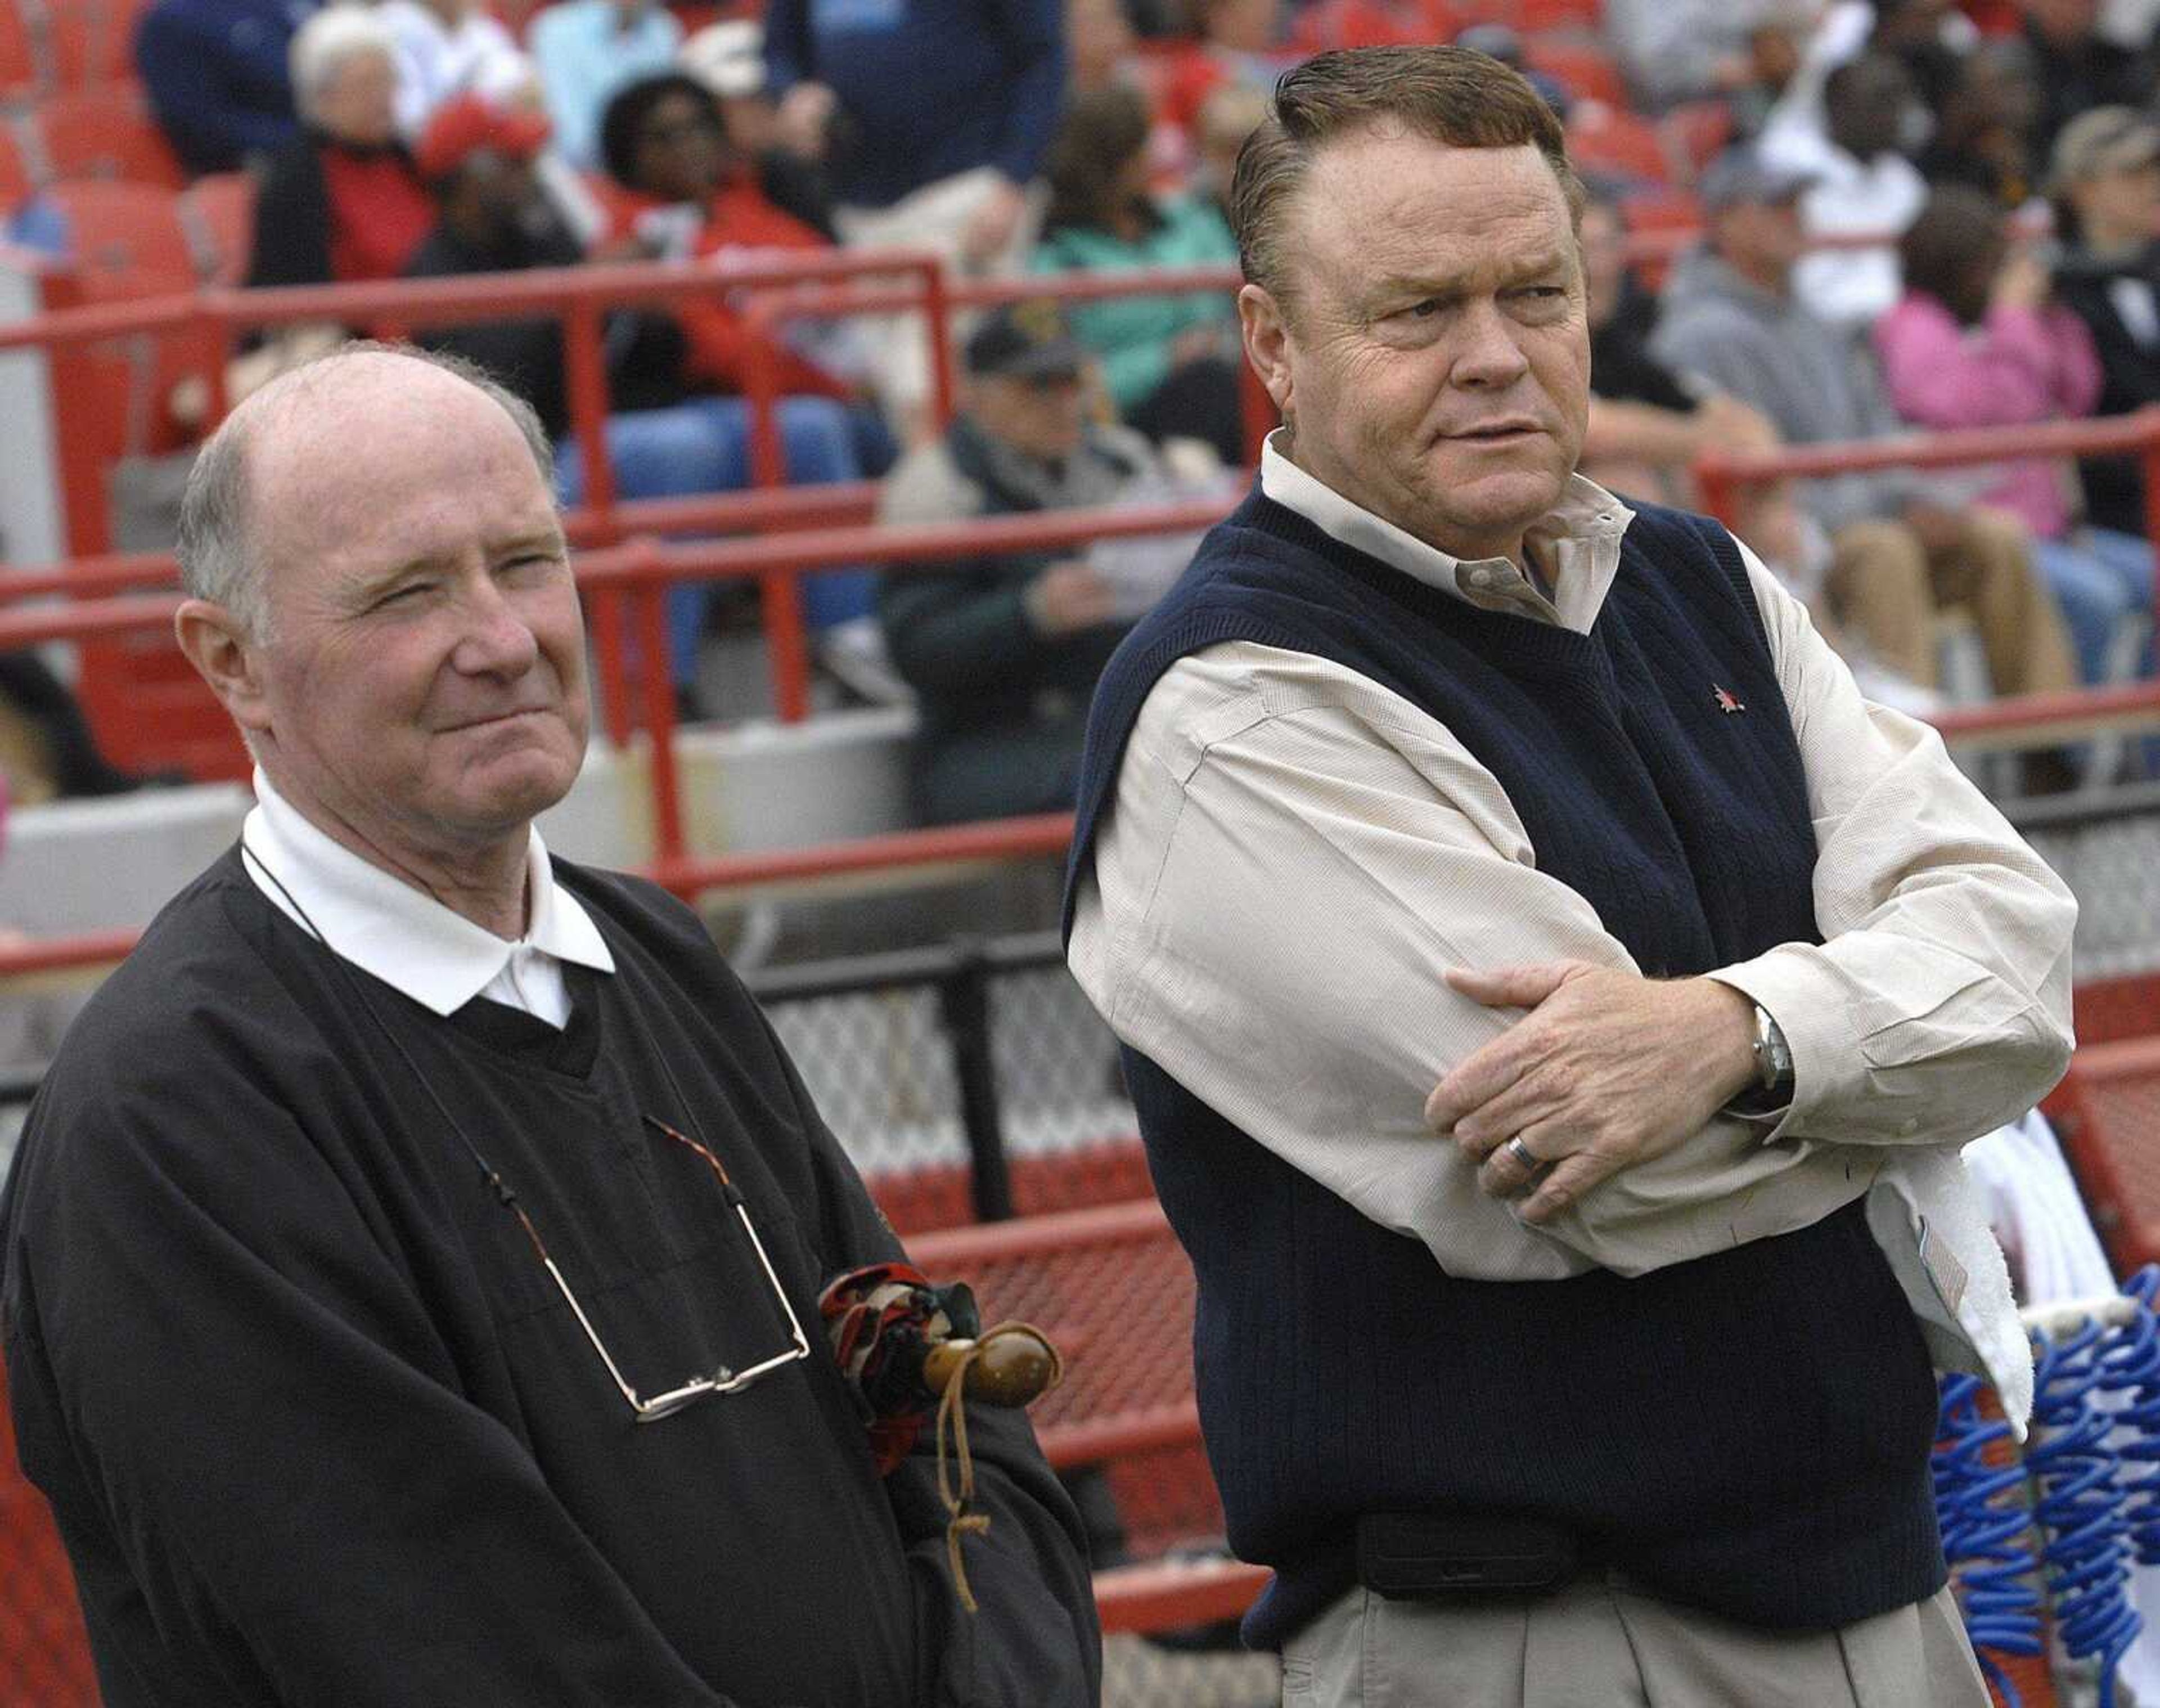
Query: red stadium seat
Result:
<box><xmin>1510</xmin><ymin>0</ymin><xmax>1603</xmax><ymax>31</ymax></box>
<box><xmin>0</xmin><ymin>0</ymin><xmax>36</xmax><ymax>96</ymax></box>
<box><xmin>1565</xmin><ymin>102</ymin><xmax>1670</xmax><ymax>185</ymax></box>
<box><xmin>1289</xmin><ymin>0</ymin><xmax>1450</xmax><ymax>50</ymax></box>
<box><xmin>35</xmin><ymin>179</ymin><xmax>233</xmax><ymax>777</ymax></box>
<box><xmin>44</xmin><ymin>0</ymin><xmax>151</xmax><ymax>88</ymax></box>
<box><xmin>1523</xmin><ymin>35</ymin><xmax>1628</xmax><ymax>107</ymax></box>
<box><xmin>1660</xmin><ymin>98</ymin><xmax>1735</xmax><ymax>186</ymax></box>
<box><xmin>2074</xmin><ymin>970</ymin><xmax>2160</xmax><ymax>1047</ymax></box>
<box><xmin>0</xmin><ymin>122</ymin><xmax>28</xmax><ymax>212</ymax></box>
<box><xmin>34</xmin><ymin>83</ymin><xmax>184</xmax><ymax>187</ymax></box>
<box><xmin>39</xmin><ymin>175</ymin><xmax>190</xmax><ymax>282</ymax></box>
<box><xmin>1620</xmin><ymin>190</ymin><xmax>1702</xmax><ymax>289</ymax></box>
<box><xmin>38</xmin><ymin>179</ymin><xmax>221</xmax><ymax>454</ymax></box>
<box><xmin>179</xmin><ymin>169</ymin><xmax>256</xmax><ymax>285</ymax></box>
<box><xmin>911</xmin><ymin>1202</ymin><xmax>1224</xmax><ymax>1560</ymax></box>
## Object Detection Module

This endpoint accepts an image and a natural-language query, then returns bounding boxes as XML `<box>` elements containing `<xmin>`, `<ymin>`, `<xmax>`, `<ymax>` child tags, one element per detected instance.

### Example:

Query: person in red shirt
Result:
<box><xmin>590</xmin><ymin>72</ymin><xmax>901</xmax><ymax>708</ymax></box>
<box><xmin>598</xmin><ymin>71</ymin><xmax>862</xmax><ymax>402</ymax></box>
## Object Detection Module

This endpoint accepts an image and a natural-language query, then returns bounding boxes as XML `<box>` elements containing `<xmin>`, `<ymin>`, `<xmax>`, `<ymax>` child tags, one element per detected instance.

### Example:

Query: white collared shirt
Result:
<box><xmin>1257</xmin><ymin>440</ymin><xmax>1633</xmax><ymax>632</ymax></box>
<box><xmin>240</xmin><ymin>769</ymin><xmax>614</xmax><ymax>1029</ymax></box>
<box><xmin>1069</xmin><ymin>434</ymin><xmax>2078</xmax><ymax>1426</ymax></box>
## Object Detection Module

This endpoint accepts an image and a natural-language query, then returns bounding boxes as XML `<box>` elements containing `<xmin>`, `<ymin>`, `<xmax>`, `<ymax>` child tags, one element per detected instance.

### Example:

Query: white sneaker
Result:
<box><xmin>817</xmin><ymin>618</ymin><xmax>915</xmax><ymax>708</ymax></box>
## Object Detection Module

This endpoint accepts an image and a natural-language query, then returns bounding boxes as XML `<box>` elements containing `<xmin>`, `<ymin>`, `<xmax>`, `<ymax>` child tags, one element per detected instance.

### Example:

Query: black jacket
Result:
<box><xmin>403</xmin><ymin>214</ymin><xmax>688</xmax><ymax>439</ymax></box>
<box><xmin>1</xmin><ymin>849</ymin><xmax>1103</xmax><ymax>1706</ymax></box>
<box><xmin>2055</xmin><ymin>241</ymin><xmax>2160</xmax><ymax>536</ymax></box>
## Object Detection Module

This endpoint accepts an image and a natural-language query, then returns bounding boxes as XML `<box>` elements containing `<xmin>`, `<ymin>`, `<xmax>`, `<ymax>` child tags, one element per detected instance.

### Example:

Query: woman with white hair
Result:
<box><xmin>378</xmin><ymin>0</ymin><xmax>536</xmax><ymax>140</ymax></box>
<box><xmin>245</xmin><ymin>5</ymin><xmax>434</xmax><ymax>292</ymax></box>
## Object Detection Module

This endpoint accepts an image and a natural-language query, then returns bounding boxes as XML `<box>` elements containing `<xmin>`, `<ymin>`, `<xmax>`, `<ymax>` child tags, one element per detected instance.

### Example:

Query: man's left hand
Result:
<box><xmin>1423</xmin><ymin>963</ymin><xmax>1758</xmax><ymax>1224</ymax></box>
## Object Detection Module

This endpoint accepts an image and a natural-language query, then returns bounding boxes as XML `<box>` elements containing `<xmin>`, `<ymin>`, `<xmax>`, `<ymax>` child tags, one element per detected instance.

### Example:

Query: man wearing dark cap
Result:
<box><xmin>876</xmin><ymin>301</ymin><xmax>1167</xmax><ymax>824</ymax></box>
<box><xmin>1655</xmin><ymin>143</ymin><xmax>2077</xmax><ymax>709</ymax></box>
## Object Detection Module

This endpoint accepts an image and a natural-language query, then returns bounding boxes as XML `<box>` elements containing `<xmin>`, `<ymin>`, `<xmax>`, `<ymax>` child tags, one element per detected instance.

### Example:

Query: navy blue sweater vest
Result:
<box><xmin>1064</xmin><ymin>489</ymin><xmax>1945</xmax><ymax>1647</ymax></box>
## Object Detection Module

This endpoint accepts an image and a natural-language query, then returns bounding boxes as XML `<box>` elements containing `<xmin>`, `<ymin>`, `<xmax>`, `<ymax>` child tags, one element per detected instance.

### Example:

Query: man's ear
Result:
<box><xmin>175</xmin><ymin>599</ymin><xmax>273</xmax><ymax>738</ymax></box>
<box><xmin>1238</xmin><ymin>282</ymin><xmax>1295</xmax><ymax>421</ymax></box>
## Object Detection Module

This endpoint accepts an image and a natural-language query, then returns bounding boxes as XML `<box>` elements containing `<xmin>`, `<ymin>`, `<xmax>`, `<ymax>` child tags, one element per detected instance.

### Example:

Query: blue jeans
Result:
<box><xmin>2030</xmin><ymin>526</ymin><xmax>2155</xmax><ymax>686</ymax></box>
<box><xmin>557</xmin><ymin>396</ymin><xmax>876</xmax><ymax>689</ymax></box>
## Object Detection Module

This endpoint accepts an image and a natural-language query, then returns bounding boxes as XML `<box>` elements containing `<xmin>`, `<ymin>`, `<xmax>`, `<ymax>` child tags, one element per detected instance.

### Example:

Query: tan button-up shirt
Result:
<box><xmin>1068</xmin><ymin>435</ymin><xmax>2078</xmax><ymax>1423</ymax></box>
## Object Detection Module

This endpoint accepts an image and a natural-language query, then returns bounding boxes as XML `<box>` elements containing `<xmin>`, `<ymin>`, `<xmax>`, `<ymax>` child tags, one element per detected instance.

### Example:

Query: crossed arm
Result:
<box><xmin>1073</xmin><ymin>549</ymin><xmax>2075</xmax><ymax>1277</ymax></box>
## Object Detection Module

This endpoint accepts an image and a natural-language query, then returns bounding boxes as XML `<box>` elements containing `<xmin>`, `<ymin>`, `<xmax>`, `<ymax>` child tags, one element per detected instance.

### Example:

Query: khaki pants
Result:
<box><xmin>1828</xmin><ymin>510</ymin><xmax>2077</xmax><ymax>695</ymax></box>
<box><xmin>1280</xmin><ymin>1577</ymin><xmax>1990</xmax><ymax>1708</ymax></box>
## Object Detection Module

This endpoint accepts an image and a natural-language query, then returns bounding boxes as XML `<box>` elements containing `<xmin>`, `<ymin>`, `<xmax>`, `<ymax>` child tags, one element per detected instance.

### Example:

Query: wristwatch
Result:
<box><xmin>1750</xmin><ymin>1004</ymin><xmax>1795</xmax><ymax>1095</ymax></box>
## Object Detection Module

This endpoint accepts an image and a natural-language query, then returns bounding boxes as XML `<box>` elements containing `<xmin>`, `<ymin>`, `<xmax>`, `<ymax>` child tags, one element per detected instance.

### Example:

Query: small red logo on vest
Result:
<box><xmin>1713</xmin><ymin>685</ymin><xmax>1746</xmax><ymax>714</ymax></box>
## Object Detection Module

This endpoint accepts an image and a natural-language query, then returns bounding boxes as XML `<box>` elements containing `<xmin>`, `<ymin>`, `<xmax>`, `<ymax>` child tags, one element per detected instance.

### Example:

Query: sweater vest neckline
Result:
<box><xmin>1222</xmin><ymin>483</ymin><xmax>1606</xmax><ymax>669</ymax></box>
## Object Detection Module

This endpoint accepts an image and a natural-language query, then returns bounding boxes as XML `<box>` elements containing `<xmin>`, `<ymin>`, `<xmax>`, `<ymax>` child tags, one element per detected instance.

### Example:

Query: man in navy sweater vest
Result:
<box><xmin>1065</xmin><ymin>46</ymin><xmax>2077</xmax><ymax>1707</ymax></box>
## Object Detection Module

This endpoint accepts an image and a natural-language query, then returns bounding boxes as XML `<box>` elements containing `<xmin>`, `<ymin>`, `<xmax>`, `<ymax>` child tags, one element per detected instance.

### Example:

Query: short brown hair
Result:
<box><xmin>1229</xmin><ymin>45</ymin><xmax>1584</xmax><ymax>312</ymax></box>
<box><xmin>1897</xmin><ymin>185</ymin><xmax>2006</xmax><ymax>327</ymax></box>
<box><xmin>1043</xmin><ymin>85</ymin><xmax>1154</xmax><ymax>235</ymax></box>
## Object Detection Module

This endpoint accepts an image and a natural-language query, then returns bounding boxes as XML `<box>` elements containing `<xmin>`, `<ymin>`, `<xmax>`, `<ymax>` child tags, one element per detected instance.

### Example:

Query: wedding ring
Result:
<box><xmin>1503</xmin><ymin>1136</ymin><xmax>1539</xmax><ymax>1174</ymax></box>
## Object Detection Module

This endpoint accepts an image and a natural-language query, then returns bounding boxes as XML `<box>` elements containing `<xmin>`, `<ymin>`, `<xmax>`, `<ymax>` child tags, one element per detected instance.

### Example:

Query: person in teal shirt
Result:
<box><xmin>1029</xmin><ymin>86</ymin><xmax>1244</xmax><ymax>465</ymax></box>
<box><xmin>528</xmin><ymin>0</ymin><xmax>682</xmax><ymax>170</ymax></box>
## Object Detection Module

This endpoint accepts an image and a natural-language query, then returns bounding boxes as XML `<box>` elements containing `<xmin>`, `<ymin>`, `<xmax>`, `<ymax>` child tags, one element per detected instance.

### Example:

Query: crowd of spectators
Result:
<box><xmin>2</xmin><ymin>0</ymin><xmax>2150</xmax><ymax>814</ymax></box>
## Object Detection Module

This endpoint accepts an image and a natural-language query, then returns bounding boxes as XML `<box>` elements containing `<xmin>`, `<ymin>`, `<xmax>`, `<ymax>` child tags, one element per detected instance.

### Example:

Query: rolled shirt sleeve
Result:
<box><xmin>1706</xmin><ymin>550</ymin><xmax>2077</xmax><ymax>1147</ymax></box>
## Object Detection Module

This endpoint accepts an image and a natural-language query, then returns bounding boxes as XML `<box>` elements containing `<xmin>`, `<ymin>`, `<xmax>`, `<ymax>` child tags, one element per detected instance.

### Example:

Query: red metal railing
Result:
<box><xmin>0</xmin><ymin>495</ymin><xmax>1237</xmax><ymax>889</ymax></box>
<box><xmin>3</xmin><ymin>403</ymin><xmax>2160</xmax><ymax>976</ymax></box>
<box><xmin>0</xmin><ymin>251</ymin><xmax>1256</xmax><ymax>743</ymax></box>
<box><xmin>1694</xmin><ymin>409</ymin><xmax>2160</xmax><ymax>613</ymax></box>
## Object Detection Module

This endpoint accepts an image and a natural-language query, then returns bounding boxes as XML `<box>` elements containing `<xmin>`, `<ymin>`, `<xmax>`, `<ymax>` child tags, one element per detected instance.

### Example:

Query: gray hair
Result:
<box><xmin>288</xmin><ymin>5</ymin><xmax>397</xmax><ymax>123</ymax></box>
<box><xmin>177</xmin><ymin>341</ymin><xmax>556</xmax><ymax>641</ymax></box>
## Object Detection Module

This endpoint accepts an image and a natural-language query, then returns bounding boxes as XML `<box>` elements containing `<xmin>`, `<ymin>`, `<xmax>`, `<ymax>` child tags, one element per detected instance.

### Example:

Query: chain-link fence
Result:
<box><xmin>760</xmin><ymin>932</ymin><xmax>1150</xmax><ymax>1236</ymax></box>
<box><xmin>2015</xmin><ymin>788</ymin><xmax>2160</xmax><ymax>981</ymax></box>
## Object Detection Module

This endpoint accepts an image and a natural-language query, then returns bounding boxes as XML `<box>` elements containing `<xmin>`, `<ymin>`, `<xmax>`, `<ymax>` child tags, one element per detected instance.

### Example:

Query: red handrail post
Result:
<box><xmin>762</xmin><ymin>564</ymin><xmax>813</xmax><ymax>725</ymax></box>
<box><xmin>563</xmin><ymin>299</ymin><xmax>627</xmax><ymax>741</ymax></box>
<box><xmin>630</xmin><ymin>537</ymin><xmax>686</xmax><ymax>872</ymax></box>
<box><xmin>195</xmin><ymin>303</ymin><xmax>230</xmax><ymax>428</ymax></box>
<box><xmin>562</xmin><ymin>300</ymin><xmax>616</xmax><ymax>526</ymax></box>
<box><xmin>38</xmin><ymin>268</ymin><xmax>114</xmax><ymax>558</ymax></box>
<box><xmin>922</xmin><ymin>258</ymin><xmax>957</xmax><ymax>432</ymax></box>
<box><xmin>741</xmin><ymin>304</ymin><xmax>812</xmax><ymax>723</ymax></box>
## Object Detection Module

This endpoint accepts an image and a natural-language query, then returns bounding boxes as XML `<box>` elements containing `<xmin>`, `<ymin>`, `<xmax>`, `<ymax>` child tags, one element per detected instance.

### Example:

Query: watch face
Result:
<box><xmin>1754</xmin><ymin>1006</ymin><xmax>1793</xmax><ymax>1090</ymax></box>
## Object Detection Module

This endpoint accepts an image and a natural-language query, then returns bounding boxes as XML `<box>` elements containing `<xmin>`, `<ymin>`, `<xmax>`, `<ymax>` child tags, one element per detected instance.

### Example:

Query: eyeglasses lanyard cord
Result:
<box><xmin>241</xmin><ymin>840</ymin><xmax>533</xmax><ymax>1213</ymax></box>
<box><xmin>244</xmin><ymin>842</ymin><xmax>732</xmax><ymax>1202</ymax></box>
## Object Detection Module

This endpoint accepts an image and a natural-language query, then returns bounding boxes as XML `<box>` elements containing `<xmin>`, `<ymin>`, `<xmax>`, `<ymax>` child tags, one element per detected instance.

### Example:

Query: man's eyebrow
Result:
<box><xmin>1370</xmin><ymin>251</ymin><xmax>1576</xmax><ymax>301</ymax></box>
<box><xmin>352</xmin><ymin>552</ymin><xmax>452</xmax><ymax>599</ymax></box>
<box><xmin>350</xmin><ymin>531</ymin><xmax>566</xmax><ymax>599</ymax></box>
<box><xmin>493</xmin><ymin>529</ymin><xmax>569</xmax><ymax>560</ymax></box>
